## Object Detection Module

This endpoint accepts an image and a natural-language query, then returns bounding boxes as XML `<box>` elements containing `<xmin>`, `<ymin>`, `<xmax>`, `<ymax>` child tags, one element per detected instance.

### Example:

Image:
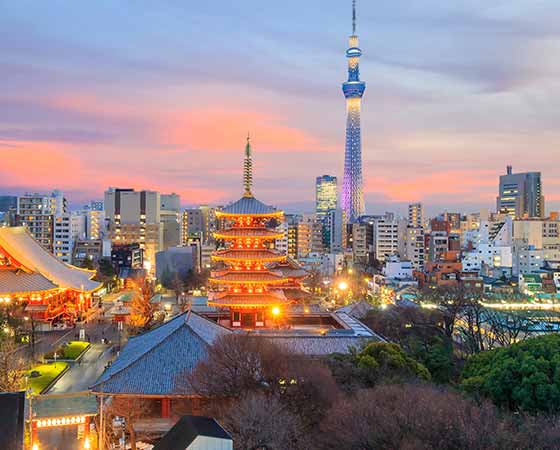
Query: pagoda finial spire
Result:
<box><xmin>243</xmin><ymin>134</ymin><xmax>253</xmax><ymax>197</ymax></box>
<box><xmin>352</xmin><ymin>0</ymin><xmax>356</xmax><ymax>35</ymax></box>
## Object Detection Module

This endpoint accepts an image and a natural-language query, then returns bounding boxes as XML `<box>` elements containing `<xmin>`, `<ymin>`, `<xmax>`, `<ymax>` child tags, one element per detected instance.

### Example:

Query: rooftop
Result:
<box><xmin>0</xmin><ymin>226</ymin><xmax>100</xmax><ymax>293</ymax></box>
<box><xmin>217</xmin><ymin>195</ymin><xmax>280</xmax><ymax>217</ymax></box>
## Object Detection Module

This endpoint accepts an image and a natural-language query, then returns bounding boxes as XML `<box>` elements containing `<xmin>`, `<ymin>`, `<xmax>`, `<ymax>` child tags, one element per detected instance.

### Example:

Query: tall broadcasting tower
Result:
<box><xmin>341</xmin><ymin>0</ymin><xmax>366</xmax><ymax>223</ymax></box>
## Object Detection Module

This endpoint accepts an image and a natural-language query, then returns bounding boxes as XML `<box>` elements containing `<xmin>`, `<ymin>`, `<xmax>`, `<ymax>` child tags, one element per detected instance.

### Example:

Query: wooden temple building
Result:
<box><xmin>0</xmin><ymin>226</ymin><xmax>101</xmax><ymax>325</ymax></box>
<box><xmin>208</xmin><ymin>136</ymin><xmax>309</xmax><ymax>328</ymax></box>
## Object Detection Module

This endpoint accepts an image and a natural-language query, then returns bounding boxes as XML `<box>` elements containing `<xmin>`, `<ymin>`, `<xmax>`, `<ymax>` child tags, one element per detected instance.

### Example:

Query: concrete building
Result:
<box><xmin>297</xmin><ymin>214</ymin><xmax>324</xmax><ymax>259</ymax></box>
<box><xmin>384</xmin><ymin>256</ymin><xmax>414</xmax><ymax>280</ymax></box>
<box><xmin>408</xmin><ymin>203</ymin><xmax>424</xmax><ymax>228</ymax></box>
<box><xmin>403</xmin><ymin>226</ymin><xmax>425</xmax><ymax>272</ymax></box>
<box><xmin>497</xmin><ymin>166</ymin><xmax>544</xmax><ymax>218</ymax></box>
<box><xmin>161</xmin><ymin>194</ymin><xmax>181</xmax><ymax>250</ymax></box>
<box><xmin>104</xmin><ymin>188</ymin><xmax>162</xmax><ymax>272</ymax></box>
<box><xmin>181</xmin><ymin>206</ymin><xmax>218</xmax><ymax>245</ymax></box>
<box><xmin>53</xmin><ymin>213</ymin><xmax>73</xmax><ymax>262</ymax></box>
<box><xmin>347</xmin><ymin>221</ymin><xmax>373</xmax><ymax>264</ymax></box>
<box><xmin>360</xmin><ymin>213</ymin><xmax>406</xmax><ymax>262</ymax></box>
<box><xmin>16</xmin><ymin>190</ymin><xmax>72</xmax><ymax>262</ymax></box>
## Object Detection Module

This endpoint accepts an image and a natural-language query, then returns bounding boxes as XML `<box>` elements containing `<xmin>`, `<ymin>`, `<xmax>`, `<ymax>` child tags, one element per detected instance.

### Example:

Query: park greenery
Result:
<box><xmin>44</xmin><ymin>341</ymin><xmax>90</xmax><ymax>361</ymax></box>
<box><xmin>27</xmin><ymin>362</ymin><xmax>69</xmax><ymax>394</ymax></box>
<box><xmin>462</xmin><ymin>334</ymin><xmax>560</xmax><ymax>414</ymax></box>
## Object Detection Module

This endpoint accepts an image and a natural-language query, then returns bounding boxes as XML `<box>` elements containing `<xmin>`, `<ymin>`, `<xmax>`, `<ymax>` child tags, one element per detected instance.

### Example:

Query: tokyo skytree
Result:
<box><xmin>341</xmin><ymin>0</ymin><xmax>366</xmax><ymax>223</ymax></box>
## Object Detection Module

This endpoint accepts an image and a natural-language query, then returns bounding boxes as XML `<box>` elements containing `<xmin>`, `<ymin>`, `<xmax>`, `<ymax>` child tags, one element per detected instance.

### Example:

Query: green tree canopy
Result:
<box><xmin>328</xmin><ymin>342</ymin><xmax>430</xmax><ymax>391</ymax></box>
<box><xmin>461</xmin><ymin>334</ymin><xmax>560</xmax><ymax>413</ymax></box>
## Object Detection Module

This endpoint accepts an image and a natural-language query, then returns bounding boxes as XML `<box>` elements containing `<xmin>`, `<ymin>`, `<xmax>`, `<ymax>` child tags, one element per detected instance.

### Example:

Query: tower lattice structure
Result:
<box><xmin>341</xmin><ymin>0</ymin><xmax>366</xmax><ymax>223</ymax></box>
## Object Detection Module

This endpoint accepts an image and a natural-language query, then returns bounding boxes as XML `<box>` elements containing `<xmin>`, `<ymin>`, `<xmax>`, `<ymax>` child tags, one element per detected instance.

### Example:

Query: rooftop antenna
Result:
<box><xmin>352</xmin><ymin>0</ymin><xmax>356</xmax><ymax>35</ymax></box>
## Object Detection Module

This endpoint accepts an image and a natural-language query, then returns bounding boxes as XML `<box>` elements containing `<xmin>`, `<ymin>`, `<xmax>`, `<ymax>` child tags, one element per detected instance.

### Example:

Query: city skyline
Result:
<box><xmin>1</xmin><ymin>1</ymin><xmax>559</xmax><ymax>214</ymax></box>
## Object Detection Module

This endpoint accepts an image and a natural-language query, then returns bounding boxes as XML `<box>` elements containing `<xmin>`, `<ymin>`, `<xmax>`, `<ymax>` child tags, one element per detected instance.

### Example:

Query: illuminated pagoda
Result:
<box><xmin>208</xmin><ymin>137</ymin><xmax>307</xmax><ymax>328</ymax></box>
<box><xmin>0</xmin><ymin>226</ymin><xmax>100</xmax><ymax>325</ymax></box>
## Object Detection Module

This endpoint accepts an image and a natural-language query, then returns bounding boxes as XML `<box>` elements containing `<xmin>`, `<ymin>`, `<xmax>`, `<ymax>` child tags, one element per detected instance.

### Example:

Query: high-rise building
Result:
<box><xmin>315</xmin><ymin>175</ymin><xmax>338</xmax><ymax>216</ymax></box>
<box><xmin>408</xmin><ymin>203</ymin><xmax>424</xmax><ymax>228</ymax></box>
<box><xmin>362</xmin><ymin>213</ymin><xmax>406</xmax><ymax>262</ymax></box>
<box><xmin>497</xmin><ymin>166</ymin><xmax>544</xmax><ymax>218</ymax></box>
<box><xmin>181</xmin><ymin>206</ymin><xmax>218</xmax><ymax>245</ymax></box>
<box><xmin>160</xmin><ymin>194</ymin><xmax>181</xmax><ymax>250</ymax></box>
<box><xmin>104</xmin><ymin>188</ymin><xmax>162</xmax><ymax>272</ymax></box>
<box><xmin>404</xmin><ymin>227</ymin><xmax>425</xmax><ymax>272</ymax></box>
<box><xmin>297</xmin><ymin>214</ymin><xmax>324</xmax><ymax>259</ymax></box>
<box><xmin>16</xmin><ymin>190</ymin><xmax>72</xmax><ymax>261</ymax></box>
<box><xmin>341</xmin><ymin>0</ymin><xmax>366</xmax><ymax>223</ymax></box>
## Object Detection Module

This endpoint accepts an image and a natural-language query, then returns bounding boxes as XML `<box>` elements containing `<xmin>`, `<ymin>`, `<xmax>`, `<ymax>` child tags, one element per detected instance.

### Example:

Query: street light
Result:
<box><xmin>271</xmin><ymin>307</ymin><xmax>280</xmax><ymax>317</ymax></box>
<box><xmin>338</xmin><ymin>281</ymin><xmax>349</xmax><ymax>291</ymax></box>
<box><xmin>32</xmin><ymin>444</ymin><xmax>39</xmax><ymax>450</ymax></box>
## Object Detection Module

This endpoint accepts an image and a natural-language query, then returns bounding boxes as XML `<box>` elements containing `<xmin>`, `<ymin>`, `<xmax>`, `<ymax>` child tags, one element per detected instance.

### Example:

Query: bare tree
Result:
<box><xmin>0</xmin><ymin>339</ymin><xmax>28</xmax><ymax>392</ymax></box>
<box><xmin>484</xmin><ymin>309</ymin><xmax>534</xmax><ymax>348</ymax></box>
<box><xmin>221</xmin><ymin>393</ymin><xmax>304</xmax><ymax>450</ymax></box>
<box><xmin>183</xmin><ymin>334</ymin><xmax>291</xmax><ymax>399</ymax></box>
<box><xmin>319</xmin><ymin>384</ymin><xmax>515</xmax><ymax>450</ymax></box>
<box><xmin>105</xmin><ymin>397</ymin><xmax>152</xmax><ymax>450</ymax></box>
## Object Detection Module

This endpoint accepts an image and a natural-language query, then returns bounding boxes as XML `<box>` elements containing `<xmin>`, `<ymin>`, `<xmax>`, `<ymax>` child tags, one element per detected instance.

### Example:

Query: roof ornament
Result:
<box><xmin>243</xmin><ymin>133</ymin><xmax>253</xmax><ymax>197</ymax></box>
<box><xmin>352</xmin><ymin>0</ymin><xmax>356</xmax><ymax>35</ymax></box>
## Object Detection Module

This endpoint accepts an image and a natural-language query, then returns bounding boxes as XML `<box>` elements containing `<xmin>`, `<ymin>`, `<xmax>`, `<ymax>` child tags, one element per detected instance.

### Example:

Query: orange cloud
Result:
<box><xmin>161</xmin><ymin>107</ymin><xmax>331</xmax><ymax>153</ymax></box>
<box><xmin>365</xmin><ymin>170</ymin><xmax>496</xmax><ymax>202</ymax></box>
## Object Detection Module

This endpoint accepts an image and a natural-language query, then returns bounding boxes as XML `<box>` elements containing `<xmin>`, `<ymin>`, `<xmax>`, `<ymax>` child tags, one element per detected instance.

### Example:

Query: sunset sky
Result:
<box><xmin>1</xmin><ymin>1</ymin><xmax>559</xmax><ymax>215</ymax></box>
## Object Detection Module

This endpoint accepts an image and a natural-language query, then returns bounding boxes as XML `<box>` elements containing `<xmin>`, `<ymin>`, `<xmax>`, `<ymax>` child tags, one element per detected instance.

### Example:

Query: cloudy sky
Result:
<box><xmin>1</xmin><ymin>1</ymin><xmax>559</xmax><ymax>215</ymax></box>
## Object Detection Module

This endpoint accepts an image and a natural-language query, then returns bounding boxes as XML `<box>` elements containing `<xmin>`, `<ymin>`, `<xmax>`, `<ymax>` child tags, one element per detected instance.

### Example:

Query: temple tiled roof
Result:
<box><xmin>0</xmin><ymin>270</ymin><xmax>58</xmax><ymax>295</ymax></box>
<box><xmin>268</xmin><ymin>336</ymin><xmax>375</xmax><ymax>355</ymax></box>
<box><xmin>0</xmin><ymin>227</ymin><xmax>100</xmax><ymax>293</ymax></box>
<box><xmin>91</xmin><ymin>313</ymin><xmax>230</xmax><ymax>395</ymax></box>
<box><xmin>214</xmin><ymin>228</ymin><xmax>283</xmax><ymax>239</ymax></box>
<box><xmin>212</xmin><ymin>249</ymin><xmax>285</xmax><ymax>262</ymax></box>
<box><xmin>218</xmin><ymin>196</ymin><xmax>279</xmax><ymax>216</ymax></box>
<box><xmin>209</xmin><ymin>272</ymin><xmax>288</xmax><ymax>284</ymax></box>
<box><xmin>208</xmin><ymin>291</ymin><xmax>291</xmax><ymax>307</ymax></box>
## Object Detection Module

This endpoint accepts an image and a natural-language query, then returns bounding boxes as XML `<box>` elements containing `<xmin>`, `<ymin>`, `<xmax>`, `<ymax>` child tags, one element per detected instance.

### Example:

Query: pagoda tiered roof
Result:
<box><xmin>217</xmin><ymin>195</ymin><xmax>281</xmax><ymax>217</ymax></box>
<box><xmin>209</xmin><ymin>271</ymin><xmax>288</xmax><ymax>284</ymax></box>
<box><xmin>213</xmin><ymin>228</ymin><xmax>284</xmax><ymax>240</ymax></box>
<box><xmin>268</xmin><ymin>257</ymin><xmax>309</xmax><ymax>279</ymax></box>
<box><xmin>209</xmin><ymin>290</ymin><xmax>289</xmax><ymax>307</ymax></box>
<box><xmin>212</xmin><ymin>249</ymin><xmax>285</xmax><ymax>263</ymax></box>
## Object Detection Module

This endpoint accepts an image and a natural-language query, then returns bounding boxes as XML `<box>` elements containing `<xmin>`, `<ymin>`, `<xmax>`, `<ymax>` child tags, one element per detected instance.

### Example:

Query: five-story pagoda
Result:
<box><xmin>209</xmin><ymin>137</ymin><xmax>292</xmax><ymax>328</ymax></box>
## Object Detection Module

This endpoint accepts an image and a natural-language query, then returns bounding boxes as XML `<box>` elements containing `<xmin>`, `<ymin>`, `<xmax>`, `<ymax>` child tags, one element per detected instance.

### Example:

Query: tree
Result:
<box><xmin>97</xmin><ymin>258</ymin><xmax>115</xmax><ymax>278</ymax></box>
<box><xmin>221</xmin><ymin>394</ymin><xmax>304</xmax><ymax>450</ymax></box>
<box><xmin>0</xmin><ymin>339</ymin><xmax>28</xmax><ymax>392</ymax></box>
<box><xmin>184</xmin><ymin>334</ymin><xmax>338</xmax><ymax>429</ymax></box>
<box><xmin>105</xmin><ymin>397</ymin><xmax>151</xmax><ymax>450</ymax></box>
<box><xmin>461</xmin><ymin>334</ymin><xmax>560</xmax><ymax>414</ymax></box>
<box><xmin>129</xmin><ymin>281</ymin><xmax>155</xmax><ymax>330</ymax></box>
<box><xmin>327</xmin><ymin>342</ymin><xmax>430</xmax><ymax>391</ymax></box>
<box><xmin>319</xmin><ymin>384</ymin><xmax>517</xmax><ymax>450</ymax></box>
<box><xmin>363</xmin><ymin>305</ymin><xmax>456</xmax><ymax>383</ymax></box>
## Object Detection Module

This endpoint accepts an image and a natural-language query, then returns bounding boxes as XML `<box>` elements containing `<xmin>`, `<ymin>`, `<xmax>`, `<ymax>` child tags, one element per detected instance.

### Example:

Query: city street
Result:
<box><xmin>46</xmin><ymin>343</ymin><xmax>114</xmax><ymax>393</ymax></box>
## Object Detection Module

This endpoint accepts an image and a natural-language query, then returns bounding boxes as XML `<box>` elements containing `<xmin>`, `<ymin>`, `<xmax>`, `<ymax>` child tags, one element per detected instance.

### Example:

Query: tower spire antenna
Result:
<box><xmin>243</xmin><ymin>134</ymin><xmax>253</xmax><ymax>197</ymax></box>
<box><xmin>352</xmin><ymin>0</ymin><xmax>356</xmax><ymax>35</ymax></box>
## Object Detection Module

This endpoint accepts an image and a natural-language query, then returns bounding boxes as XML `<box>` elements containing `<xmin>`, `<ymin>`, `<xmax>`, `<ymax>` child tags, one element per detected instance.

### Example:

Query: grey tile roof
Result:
<box><xmin>91</xmin><ymin>313</ymin><xmax>230</xmax><ymax>395</ymax></box>
<box><xmin>220</xmin><ymin>196</ymin><xmax>277</xmax><ymax>215</ymax></box>
<box><xmin>266</xmin><ymin>336</ymin><xmax>375</xmax><ymax>355</ymax></box>
<box><xmin>0</xmin><ymin>270</ymin><xmax>58</xmax><ymax>294</ymax></box>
